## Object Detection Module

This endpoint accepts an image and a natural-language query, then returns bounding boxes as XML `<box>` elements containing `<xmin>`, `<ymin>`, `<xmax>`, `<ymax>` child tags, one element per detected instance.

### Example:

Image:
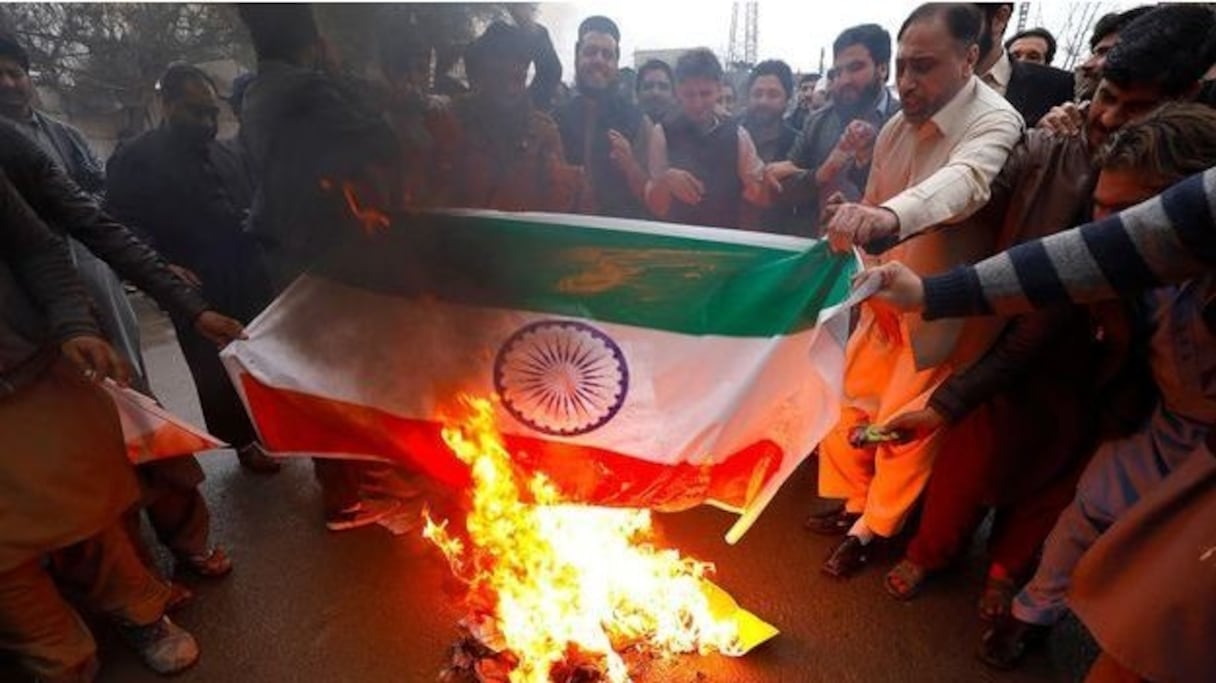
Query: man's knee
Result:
<box><xmin>1073</xmin><ymin>446</ymin><xmax>1139</xmax><ymax>527</ymax></box>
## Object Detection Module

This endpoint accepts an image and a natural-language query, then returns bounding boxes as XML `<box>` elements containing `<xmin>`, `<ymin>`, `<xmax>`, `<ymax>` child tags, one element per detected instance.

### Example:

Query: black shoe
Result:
<box><xmin>822</xmin><ymin>535</ymin><xmax>871</xmax><ymax>578</ymax></box>
<box><xmin>237</xmin><ymin>442</ymin><xmax>281</xmax><ymax>474</ymax></box>
<box><xmin>978</xmin><ymin>615</ymin><xmax>1049</xmax><ymax>670</ymax></box>
<box><xmin>805</xmin><ymin>508</ymin><xmax>861</xmax><ymax>536</ymax></box>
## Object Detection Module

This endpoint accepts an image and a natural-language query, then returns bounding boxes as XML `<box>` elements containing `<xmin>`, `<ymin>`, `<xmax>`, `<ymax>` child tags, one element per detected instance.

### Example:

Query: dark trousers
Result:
<box><xmin>906</xmin><ymin>454</ymin><xmax>1080</xmax><ymax>581</ymax></box>
<box><xmin>906</xmin><ymin>405</ymin><xmax>1088</xmax><ymax>582</ymax></box>
<box><xmin>314</xmin><ymin>459</ymin><xmax>413</xmax><ymax>515</ymax></box>
<box><xmin>1086</xmin><ymin>653</ymin><xmax>1148</xmax><ymax>683</ymax></box>
<box><xmin>315</xmin><ymin>459</ymin><xmax>363</xmax><ymax>514</ymax></box>
<box><xmin>172</xmin><ymin>318</ymin><xmax>257</xmax><ymax>448</ymax></box>
<box><xmin>0</xmin><ymin>524</ymin><xmax>170</xmax><ymax>682</ymax></box>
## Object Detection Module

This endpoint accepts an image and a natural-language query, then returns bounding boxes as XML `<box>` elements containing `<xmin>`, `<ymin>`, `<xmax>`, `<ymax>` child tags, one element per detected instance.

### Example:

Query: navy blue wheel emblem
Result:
<box><xmin>494</xmin><ymin>320</ymin><xmax>629</xmax><ymax>436</ymax></box>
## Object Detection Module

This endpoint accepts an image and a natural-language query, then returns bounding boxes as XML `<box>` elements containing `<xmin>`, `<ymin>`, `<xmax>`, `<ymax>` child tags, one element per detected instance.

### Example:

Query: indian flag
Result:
<box><xmin>221</xmin><ymin>211</ymin><xmax>857</xmax><ymax>542</ymax></box>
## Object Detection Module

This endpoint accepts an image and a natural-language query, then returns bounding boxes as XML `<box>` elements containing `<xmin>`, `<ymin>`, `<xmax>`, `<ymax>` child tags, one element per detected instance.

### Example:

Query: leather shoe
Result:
<box><xmin>978</xmin><ymin>614</ymin><xmax>1048</xmax><ymax>670</ymax></box>
<box><xmin>822</xmin><ymin>535</ymin><xmax>870</xmax><ymax>578</ymax></box>
<box><xmin>237</xmin><ymin>442</ymin><xmax>281</xmax><ymax>474</ymax></box>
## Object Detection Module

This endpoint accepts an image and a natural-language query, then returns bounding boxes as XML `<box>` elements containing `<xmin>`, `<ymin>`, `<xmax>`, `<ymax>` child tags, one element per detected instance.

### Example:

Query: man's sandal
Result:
<box><xmin>978</xmin><ymin>575</ymin><xmax>1017</xmax><ymax>621</ymax></box>
<box><xmin>885</xmin><ymin>558</ymin><xmax>929</xmax><ymax>600</ymax></box>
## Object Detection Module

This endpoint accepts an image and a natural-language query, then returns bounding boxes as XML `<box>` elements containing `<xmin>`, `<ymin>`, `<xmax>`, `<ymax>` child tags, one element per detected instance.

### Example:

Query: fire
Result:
<box><xmin>319</xmin><ymin>178</ymin><xmax>391</xmax><ymax>236</ymax></box>
<box><xmin>424</xmin><ymin>397</ymin><xmax>743</xmax><ymax>683</ymax></box>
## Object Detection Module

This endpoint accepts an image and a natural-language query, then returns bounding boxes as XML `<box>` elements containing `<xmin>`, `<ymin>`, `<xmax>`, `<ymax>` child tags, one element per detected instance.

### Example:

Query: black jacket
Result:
<box><xmin>0</xmin><ymin>169</ymin><xmax>98</xmax><ymax>391</ymax></box>
<box><xmin>107</xmin><ymin>127</ymin><xmax>271</xmax><ymax>322</ymax></box>
<box><xmin>0</xmin><ymin>119</ymin><xmax>209</xmax><ymax>323</ymax></box>
<box><xmin>1005</xmin><ymin>61</ymin><xmax>1075</xmax><ymax>127</ymax></box>
<box><xmin>554</xmin><ymin>92</ymin><xmax>648</xmax><ymax>219</ymax></box>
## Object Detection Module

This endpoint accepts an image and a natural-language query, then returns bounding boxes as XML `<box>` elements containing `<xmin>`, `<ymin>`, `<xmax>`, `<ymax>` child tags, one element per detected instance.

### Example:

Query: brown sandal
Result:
<box><xmin>176</xmin><ymin>547</ymin><xmax>233</xmax><ymax>579</ymax></box>
<box><xmin>978</xmin><ymin>576</ymin><xmax>1017</xmax><ymax>621</ymax></box>
<box><xmin>884</xmin><ymin>558</ymin><xmax>929</xmax><ymax>601</ymax></box>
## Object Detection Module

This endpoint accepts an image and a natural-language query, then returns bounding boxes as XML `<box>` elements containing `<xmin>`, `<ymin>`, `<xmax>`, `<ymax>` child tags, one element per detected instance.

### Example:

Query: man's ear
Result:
<box><xmin>996</xmin><ymin>4</ymin><xmax>1013</xmax><ymax>30</ymax></box>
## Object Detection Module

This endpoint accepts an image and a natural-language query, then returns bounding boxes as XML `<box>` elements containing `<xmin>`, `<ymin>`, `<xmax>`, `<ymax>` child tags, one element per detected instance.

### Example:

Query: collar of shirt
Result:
<box><xmin>924</xmin><ymin>75</ymin><xmax>981</xmax><ymax>140</ymax></box>
<box><xmin>982</xmin><ymin>51</ymin><xmax>1012</xmax><ymax>96</ymax></box>
<box><xmin>20</xmin><ymin>109</ymin><xmax>46</xmax><ymax>134</ymax></box>
<box><xmin>873</xmin><ymin>86</ymin><xmax>892</xmax><ymax>116</ymax></box>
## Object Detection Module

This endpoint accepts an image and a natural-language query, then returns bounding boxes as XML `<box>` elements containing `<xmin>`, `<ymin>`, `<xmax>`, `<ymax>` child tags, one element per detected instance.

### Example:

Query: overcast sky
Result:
<box><xmin>538</xmin><ymin>1</ymin><xmax>1136</xmax><ymax>78</ymax></box>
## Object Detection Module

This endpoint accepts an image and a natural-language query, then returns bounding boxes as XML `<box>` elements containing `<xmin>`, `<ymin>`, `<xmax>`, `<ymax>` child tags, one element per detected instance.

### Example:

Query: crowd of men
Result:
<box><xmin>1</xmin><ymin>2</ymin><xmax>1214</xmax><ymax>682</ymax></box>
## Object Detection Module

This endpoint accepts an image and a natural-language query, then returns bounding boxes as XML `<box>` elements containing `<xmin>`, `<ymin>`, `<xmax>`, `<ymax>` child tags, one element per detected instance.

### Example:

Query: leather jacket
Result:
<box><xmin>0</xmin><ymin>168</ymin><xmax>99</xmax><ymax>394</ymax></box>
<box><xmin>0</xmin><ymin>118</ymin><xmax>208</xmax><ymax>323</ymax></box>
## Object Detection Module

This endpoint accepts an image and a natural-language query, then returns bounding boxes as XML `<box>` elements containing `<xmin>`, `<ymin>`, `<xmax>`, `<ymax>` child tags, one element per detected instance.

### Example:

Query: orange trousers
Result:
<box><xmin>818</xmin><ymin>310</ymin><xmax>955</xmax><ymax>537</ymax></box>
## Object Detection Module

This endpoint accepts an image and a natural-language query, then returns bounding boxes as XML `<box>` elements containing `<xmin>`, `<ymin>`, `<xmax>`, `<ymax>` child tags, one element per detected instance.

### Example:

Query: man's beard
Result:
<box><xmin>746</xmin><ymin>108</ymin><xmax>782</xmax><ymax>128</ymax></box>
<box><xmin>170</xmin><ymin>122</ymin><xmax>217</xmax><ymax>148</ymax></box>
<box><xmin>576</xmin><ymin>71</ymin><xmax>617</xmax><ymax>99</ymax></box>
<box><xmin>0</xmin><ymin>91</ymin><xmax>29</xmax><ymax>116</ymax></box>
<box><xmin>1075</xmin><ymin>68</ymin><xmax>1099</xmax><ymax>101</ymax></box>
<box><xmin>837</xmin><ymin>79</ymin><xmax>882</xmax><ymax>115</ymax></box>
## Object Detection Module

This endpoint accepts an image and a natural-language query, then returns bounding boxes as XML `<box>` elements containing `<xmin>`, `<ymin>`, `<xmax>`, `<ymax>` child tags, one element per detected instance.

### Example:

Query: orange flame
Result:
<box><xmin>425</xmin><ymin>397</ymin><xmax>742</xmax><ymax>683</ymax></box>
<box><xmin>319</xmin><ymin>178</ymin><xmax>391</xmax><ymax>236</ymax></box>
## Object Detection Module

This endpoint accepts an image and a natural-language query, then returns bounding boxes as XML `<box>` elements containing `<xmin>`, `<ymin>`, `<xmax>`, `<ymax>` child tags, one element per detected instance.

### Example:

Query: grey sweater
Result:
<box><xmin>923</xmin><ymin>168</ymin><xmax>1216</xmax><ymax>319</ymax></box>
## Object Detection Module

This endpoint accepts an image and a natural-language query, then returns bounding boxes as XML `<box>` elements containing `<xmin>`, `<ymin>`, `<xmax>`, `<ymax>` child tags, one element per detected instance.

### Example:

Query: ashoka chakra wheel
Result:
<box><xmin>494</xmin><ymin>320</ymin><xmax>629</xmax><ymax>436</ymax></box>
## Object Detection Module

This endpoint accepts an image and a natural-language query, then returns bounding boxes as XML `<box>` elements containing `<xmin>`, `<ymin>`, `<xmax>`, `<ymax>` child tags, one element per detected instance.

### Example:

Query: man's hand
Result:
<box><xmin>882</xmin><ymin>407</ymin><xmax>946</xmax><ymax>444</ymax></box>
<box><xmin>826</xmin><ymin>202</ymin><xmax>899</xmax><ymax>253</ymax></box>
<box><xmin>765</xmin><ymin>160</ymin><xmax>802</xmax><ymax>182</ymax></box>
<box><xmin>607</xmin><ymin>129</ymin><xmax>637</xmax><ymax>172</ymax></box>
<box><xmin>854</xmin><ymin>261</ymin><xmax>927</xmax><ymax>313</ymax></box>
<box><xmin>168</xmin><ymin>264</ymin><xmax>203</xmax><ymax>289</ymax></box>
<box><xmin>762</xmin><ymin>164</ymin><xmax>785</xmax><ymax>196</ymax></box>
<box><xmin>62</xmin><ymin>335</ymin><xmax>131</xmax><ymax>386</ymax></box>
<box><xmin>837</xmin><ymin>119</ymin><xmax>878</xmax><ymax>156</ymax></box>
<box><xmin>1037</xmin><ymin>101</ymin><xmax>1087</xmax><ymax>137</ymax></box>
<box><xmin>820</xmin><ymin>190</ymin><xmax>847</xmax><ymax>222</ymax></box>
<box><xmin>194</xmin><ymin>310</ymin><xmax>247</xmax><ymax>348</ymax></box>
<box><xmin>659</xmin><ymin>168</ymin><xmax>706</xmax><ymax>205</ymax></box>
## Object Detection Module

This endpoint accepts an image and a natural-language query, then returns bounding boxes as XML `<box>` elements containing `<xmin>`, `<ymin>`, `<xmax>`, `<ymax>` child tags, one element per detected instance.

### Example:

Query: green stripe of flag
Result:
<box><xmin>317</xmin><ymin>211</ymin><xmax>857</xmax><ymax>338</ymax></box>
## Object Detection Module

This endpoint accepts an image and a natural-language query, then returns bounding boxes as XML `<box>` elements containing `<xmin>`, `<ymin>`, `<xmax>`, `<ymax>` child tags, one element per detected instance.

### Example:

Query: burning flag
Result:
<box><xmin>221</xmin><ymin>210</ymin><xmax>856</xmax><ymax>542</ymax></box>
<box><xmin>103</xmin><ymin>379</ymin><xmax>225</xmax><ymax>464</ymax></box>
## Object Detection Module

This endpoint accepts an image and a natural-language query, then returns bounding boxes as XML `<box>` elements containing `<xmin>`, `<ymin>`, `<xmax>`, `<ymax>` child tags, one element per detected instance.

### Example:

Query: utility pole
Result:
<box><xmin>1016</xmin><ymin>2</ymin><xmax>1031</xmax><ymax>32</ymax></box>
<box><xmin>726</xmin><ymin>1</ymin><xmax>759</xmax><ymax>67</ymax></box>
<box><xmin>744</xmin><ymin>1</ymin><xmax>758</xmax><ymax>66</ymax></box>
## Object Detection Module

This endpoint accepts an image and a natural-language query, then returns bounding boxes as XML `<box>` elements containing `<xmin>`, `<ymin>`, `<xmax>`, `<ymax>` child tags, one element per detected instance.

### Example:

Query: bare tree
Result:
<box><xmin>0</xmin><ymin>2</ymin><xmax>527</xmax><ymax>136</ymax></box>
<box><xmin>0</xmin><ymin>3</ymin><xmax>249</xmax><ymax>134</ymax></box>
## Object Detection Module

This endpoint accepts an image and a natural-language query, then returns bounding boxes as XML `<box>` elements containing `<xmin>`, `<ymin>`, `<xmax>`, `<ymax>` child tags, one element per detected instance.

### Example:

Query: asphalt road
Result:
<box><xmin>11</xmin><ymin>295</ymin><xmax>1097</xmax><ymax>683</ymax></box>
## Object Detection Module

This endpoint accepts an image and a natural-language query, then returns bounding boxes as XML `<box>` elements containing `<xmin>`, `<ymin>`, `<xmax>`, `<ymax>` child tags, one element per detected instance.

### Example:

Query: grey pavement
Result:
<box><xmin>24</xmin><ymin>294</ymin><xmax>1097</xmax><ymax>682</ymax></box>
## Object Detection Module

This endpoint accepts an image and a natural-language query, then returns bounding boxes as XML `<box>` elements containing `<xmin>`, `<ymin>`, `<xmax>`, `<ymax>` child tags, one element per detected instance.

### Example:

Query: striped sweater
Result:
<box><xmin>924</xmin><ymin>167</ymin><xmax>1216</xmax><ymax>320</ymax></box>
